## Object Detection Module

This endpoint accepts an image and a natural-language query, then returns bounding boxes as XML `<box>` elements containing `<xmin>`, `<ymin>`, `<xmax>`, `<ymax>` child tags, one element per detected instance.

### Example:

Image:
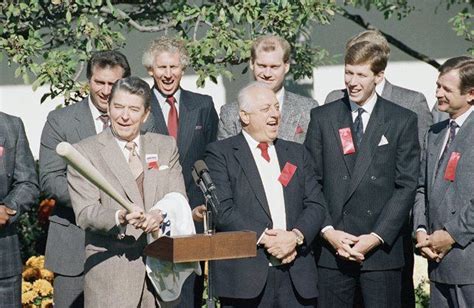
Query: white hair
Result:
<box><xmin>237</xmin><ymin>81</ymin><xmax>272</xmax><ymax>112</ymax></box>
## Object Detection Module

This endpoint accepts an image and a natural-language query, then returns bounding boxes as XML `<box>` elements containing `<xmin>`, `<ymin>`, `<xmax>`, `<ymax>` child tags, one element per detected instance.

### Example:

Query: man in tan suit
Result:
<box><xmin>68</xmin><ymin>76</ymin><xmax>187</xmax><ymax>307</ymax></box>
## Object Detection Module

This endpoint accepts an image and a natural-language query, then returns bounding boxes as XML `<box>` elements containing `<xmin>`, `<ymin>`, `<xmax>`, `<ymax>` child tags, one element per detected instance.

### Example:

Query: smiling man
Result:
<box><xmin>205</xmin><ymin>82</ymin><xmax>327</xmax><ymax>307</ymax></box>
<box><xmin>39</xmin><ymin>50</ymin><xmax>131</xmax><ymax>308</ymax></box>
<box><xmin>304</xmin><ymin>41</ymin><xmax>420</xmax><ymax>308</ymax></box>
<box><xmin>413</xmin><ymin>56</ymin><xmax>474</xmax><ymax>308</ymax></box>
<box><xmin>142</xmin><ymin>37</ymin><xmax>218</xmax><ymax>308</ymax></box>
<box><xmin>218</xmin><ymin>34</ymin><xmax>319</xmax><ymax>143</ymax></box>
<box><xmin>67</xmin><ymin>76</ymin><xmax>188</xmax><ymax>307</ymax></box>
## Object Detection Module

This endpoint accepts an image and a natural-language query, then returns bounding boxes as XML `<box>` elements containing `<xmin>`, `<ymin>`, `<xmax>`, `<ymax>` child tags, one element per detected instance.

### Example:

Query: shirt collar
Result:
<box><xmin>375</xmin><ymin>78</ymin><xmax>386</xmax><ymax>96</ymax></box>
<box><xmin>451</xmin><ymin>105</ymin><xmax>474</xmax><ymax>128</ymax></box>
<box><xmin>154</xmin><ymin>87</ymin><xmax>181</xmax><ymax>106</ymax></box>
<box><xmin>242</xmin><ymin>130</ymin><xmax>274</xmax><ymax>150</ymax></box>
<box><xmin>275</xmin><ymin>87</ymin><xmax>285</xmax><ymax>104</ymax></box>
<box><xmin>349</xmin><ymin>91</ymin><xmax>378</xmax><ymax>115</ymax></box>
<box><xmin>88</xmin><ymin>96</ymin><xmax>105</xmax><ymax>120</ymax></box>
<box><xmin>115</xmin><ymin>134</ymin><xmax>141</xmax><ymax>153</ymax></box>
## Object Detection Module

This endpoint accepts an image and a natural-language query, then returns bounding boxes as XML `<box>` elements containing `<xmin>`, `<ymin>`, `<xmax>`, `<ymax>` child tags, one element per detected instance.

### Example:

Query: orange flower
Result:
<box><xmin>22</xmin><ymin>267</ymin><xmax>41</xmax><ymax>282</ymax></box>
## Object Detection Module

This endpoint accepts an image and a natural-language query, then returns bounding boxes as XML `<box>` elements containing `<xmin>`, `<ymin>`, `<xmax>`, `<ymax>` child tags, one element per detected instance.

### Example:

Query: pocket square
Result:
<box><xmin>378</xmin><ymin>135</ymin><xmax>389</xmax><ymax>146</ymax></box>
<box><xmin>295</xmin><ymin>125</ymin><xmax>304</xmax><ymax>134</ymax></box>
<box><xmin>158</xmin><ymin>165</ymin><xmax>169</xmax><ymax>171</ymax></box>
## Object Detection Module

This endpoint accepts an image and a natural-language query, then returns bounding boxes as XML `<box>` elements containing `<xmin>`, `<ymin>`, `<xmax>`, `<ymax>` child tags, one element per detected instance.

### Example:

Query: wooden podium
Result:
<box><xmin>143</xmin><ymin>231</ymin><xmax>257</xmax><ymax>262</ymax></box>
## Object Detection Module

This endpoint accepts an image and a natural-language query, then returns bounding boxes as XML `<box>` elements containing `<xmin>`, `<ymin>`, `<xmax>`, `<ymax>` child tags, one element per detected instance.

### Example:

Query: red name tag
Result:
<box><xmin>146</xmin><ymin>154</ymin><xmax>159</xmax><ymax>170</ymax></box>
<box><xmin>278</xmin><ymin>162</ymin><xmax>297</xmax><ymax>187</ymax></box>
<box><xmin>0</xmin><ymin>146</ymin><xmax>3</xmax><ymax>157</ymax></box>
<box><xmin>295</xmin><ymin>125</ymin><xmax>304</xmax><ymax>134</ymax></box>
<box><xmin>444</xmin><ymin>152</ymin><xmax>461</xmax><ymax>182</ymax></box>
<box><xmin>339</xmin><ymin>127</ymin><xmax>356</xmax><ymax>155</ymax></box>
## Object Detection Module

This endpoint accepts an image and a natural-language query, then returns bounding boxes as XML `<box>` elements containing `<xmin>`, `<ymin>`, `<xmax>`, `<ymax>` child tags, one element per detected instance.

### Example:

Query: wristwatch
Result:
<box><xmin>292</xmin><ymin>229</ymin><xmax>304</xmax><ymax>246</ymax></box>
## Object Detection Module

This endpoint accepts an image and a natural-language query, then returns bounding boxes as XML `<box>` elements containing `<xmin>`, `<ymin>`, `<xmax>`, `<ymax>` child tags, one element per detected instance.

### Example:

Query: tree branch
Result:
<box><xmin>339</xmin><ymin>8</ymin><xmax>441</xmax><ymax>69</ymax></box>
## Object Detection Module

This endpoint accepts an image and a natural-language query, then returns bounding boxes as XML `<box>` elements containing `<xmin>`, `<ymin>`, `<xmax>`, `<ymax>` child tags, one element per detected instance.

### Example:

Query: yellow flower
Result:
<box><xmin>41</xmin><ymin>297</ymin><xmax>54</xmax><ymax>308</ymax></box>
<box><xmin>32</xmin><ymin>279</ymin><xmax>53</xmax><ymax>297</ymax></box>
<box><xmin>22</xmin><ymin>281</ymin><xmax>33</xmax><ymax>293</ymax></box>
<box><xmin>40</xmin><ymin>268</ymin><xmax>54</xmax><ymax>282</ymax></box>
<box><xmin>22</xmin><ymin>289</ymin><xmax>38</xmax><ymax>304</ymax></box>
<box><xmin>26</xmin><ymin>256</ymin><xmax>45</xmax><ymax>269</ymax></box>
<box><xmin>22</xmin><ymin>267</ymin><xmax>41</xmax><ymax>282</ymax></box>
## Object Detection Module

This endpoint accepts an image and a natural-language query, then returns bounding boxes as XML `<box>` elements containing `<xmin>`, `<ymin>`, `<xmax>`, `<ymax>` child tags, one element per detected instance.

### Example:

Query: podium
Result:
<box><xmin>143</xmin><ymin>231</ymin><xmax>257</xmax><ymax>307</ymax></box>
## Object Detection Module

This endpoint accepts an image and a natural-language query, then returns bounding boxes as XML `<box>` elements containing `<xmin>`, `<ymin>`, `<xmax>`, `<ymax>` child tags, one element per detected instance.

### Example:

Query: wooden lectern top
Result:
<box><xmin>143</xmin><ymin>231</ymin><xmax>257</xmax><ymax>263</ymax></box>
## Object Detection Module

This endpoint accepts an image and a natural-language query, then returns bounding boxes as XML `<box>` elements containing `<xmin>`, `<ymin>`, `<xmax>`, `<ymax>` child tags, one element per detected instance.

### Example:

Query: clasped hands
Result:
<box><xmin>260</xmin><ymin>229</ymin><xmax>299</xmax><ymax>265</ymax></box>
<box><xmin>118</xmin><ymin>205</ymin><xmax>163</xmax><ymax>234</ymax></box>
<box><xmin>415</xmin><ymin>230</ymin><xmax>455</xmax><ymax>263</ymax></box>
<box><xmin>0</xmin><ymin>204</ymin><xmax>16</xmax><ymax>227</ymax></box>
<box><xmin>323</xmin><ymin>229</ymin><xmax>382</xmax><ymax>263</ymax></box>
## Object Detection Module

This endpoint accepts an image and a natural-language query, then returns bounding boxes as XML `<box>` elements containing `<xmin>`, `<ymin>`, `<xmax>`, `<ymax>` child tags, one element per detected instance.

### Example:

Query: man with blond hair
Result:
<box><xmin>142</xmin><ymin>37</ymin><xmax>218</xmax><ymax>308</ymax></box>
<box><xmin>218</xmin><ymin>34</ymin><xmax>319</xmax><ymax>143</ymax></box>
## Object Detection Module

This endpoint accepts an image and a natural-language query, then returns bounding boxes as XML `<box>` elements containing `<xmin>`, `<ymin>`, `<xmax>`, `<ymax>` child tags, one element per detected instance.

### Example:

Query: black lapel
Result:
<box><xmin>74</xmin><ymin>99</ymin><xmax>97</xmax><ymax>140</ymax></box>
<box><xmin>150</xmin><ymin>87</ymin><xmax>169</xmax><ymax>135</ymax></box>
<box><xmin>177</xmin><ymin>89</ymin><xmax>199</xmax><ymax>159</ymax></box>
<box><xmin>345</xmin><ymin>96</ymin><xmax>389</xmax><ymax>203</ymax></box>
<box><xmin>233</xmin><ymin>134</ymin><xmax>272</xmax><ymax>220</ymax></box>
<box><xmin>330</xmin><ymin>97</ymin><xmax>356</xmax><ymax>176</ymax></box>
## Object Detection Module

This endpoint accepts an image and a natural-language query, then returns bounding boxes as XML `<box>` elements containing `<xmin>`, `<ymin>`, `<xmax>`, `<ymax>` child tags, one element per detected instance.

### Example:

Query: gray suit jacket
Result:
<box><xmin>413</xmin><ymin>112</ymin><xmax>474</xmax><ymax>285</ymax></box>
<box><xmin>325</xmin><ymin>80</ymin><xmax>433</xmax><ymax>147</ymax></box>
<box><xmin>0</xmin><ymin>112</ymin><xmax>39</xmax><ymax>279</ymax></box>
<box><xmin>68</xmin><ymin>130</ymin><xmax>186</xmax><ymax>307</ymax></box>
<box><xmin>218</xmin><ymin>90</ymin><xmax>319</xmax><ymax>144</ymax></box>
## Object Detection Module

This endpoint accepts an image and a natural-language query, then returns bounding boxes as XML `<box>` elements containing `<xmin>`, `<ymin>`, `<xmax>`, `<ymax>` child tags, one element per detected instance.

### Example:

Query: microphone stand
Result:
<box><xmin>202</xmin><ymin>189</ymin><xmax>218</xmax><ymax>308</ymax></box>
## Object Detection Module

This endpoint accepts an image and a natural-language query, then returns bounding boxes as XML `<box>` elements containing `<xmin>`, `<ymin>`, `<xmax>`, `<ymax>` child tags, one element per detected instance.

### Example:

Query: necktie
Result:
<box><xmin>98</xmin><ymin>114</ymin><xmax>109</xmax><ymax>131</ymax></box>
<box><xmin>167</xmin><ymin>96</ymin><xmax>179</xmax><ymax>139</ymax></box>
<box><xmin>257</xmin><ymin>142</ymin><xmax>270</xmax><ymax>162</ymax></box>
<box><xmin>353</xmin><ymin>107</ymin><xmax>364</xmax><ymax>146</ymax></box>
<box><xmin>125</xmin><ymin>142</ymin><xmax>143</xmax><ymax>180</ymax></box>
<box><xmin>437</xmin><ymin>121</ymin><xmax>459</xmax><ymax>175</ymax></box>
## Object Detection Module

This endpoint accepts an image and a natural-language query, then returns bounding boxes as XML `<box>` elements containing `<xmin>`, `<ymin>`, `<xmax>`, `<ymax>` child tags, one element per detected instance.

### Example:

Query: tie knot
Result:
<box><xmin>99</xmin><ymin>113</ymin><xmax>109</xmax><ymax>124</ymax></box>
<box><xmin>166</xmin><ymin>96</ymin><xmax>176</xmax><ymax>105</ymax></box>
<box><xmin>449</xmin><ymin>121</ymin><xmax>458</xmax><ymax>129</ymax></box>
<box><xmin>257</xmin><ymin>142</ymin><xmax>269</xmax><ymax>151</ymax></box>
<box><xmin>125</xmin><ymin>141</ymin><xmax>137</xmax><ymax>155</ymax></box>
<box><xmin>357</xmin><ymin>108</ymin><xmax>365</xmax><ymax>116</ymax></box>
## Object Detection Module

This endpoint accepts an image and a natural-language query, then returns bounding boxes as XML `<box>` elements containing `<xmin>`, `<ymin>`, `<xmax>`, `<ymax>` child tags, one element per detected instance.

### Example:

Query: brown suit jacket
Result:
<box><xmin>68</xmin><ymin>129</ymin><xmax>186</xmax><ymax>307</ymax></box>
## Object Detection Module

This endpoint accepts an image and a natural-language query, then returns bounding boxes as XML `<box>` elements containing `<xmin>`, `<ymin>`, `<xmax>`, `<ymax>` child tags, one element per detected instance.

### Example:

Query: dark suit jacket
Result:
<box><xmin>0</xmin><ymin>112</ymin><xmax>39</xmax><ymax>278</ymax></box>
<box><xmin>145</xmin><ymin>88</ymin><xmax>218</xmax><ymax>212</ymax></box>
<box><xmin>413</xmin><ymin>112</ymin><xmax>474</xmax><ymax>285</ymax></box>
<box><xmin>305</xmin><ymin>96</ymin><xmax>420</xmax><ymax>271</ymax></box>
<box><xmin>325</xmin><ymin>80</ymin><xmax>433</xmax><ymax>148</ymax></box>
<box><xmin>205</xmin><ymin>134</ymin><xmax>326</xmax><ymax>299</ymax></box>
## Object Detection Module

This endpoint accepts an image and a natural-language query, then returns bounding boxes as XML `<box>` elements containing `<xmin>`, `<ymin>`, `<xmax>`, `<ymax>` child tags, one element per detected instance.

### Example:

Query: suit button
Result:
<box><xmin>367</xmin><ymin>210</ymin><xmax>372</xmax><ymax>216</ymax></box>
<box><xmin>343</xmin><ymin>210</ymin><xmax>348</xmax><ymax>216</ymax></box>
<box><xmin>371</xmin><ymin>176</ymin><xmax>376</xmax><ymax>180</ymax></box>
<box><xmin>342</xmin><ymin>175</ymin><xmax>348</xmax><ymax>180</ymax></box>
<box><xmin>7</xmin><ymin>173</ymin><xmax>11</xmax><ymax>177</ymax></box>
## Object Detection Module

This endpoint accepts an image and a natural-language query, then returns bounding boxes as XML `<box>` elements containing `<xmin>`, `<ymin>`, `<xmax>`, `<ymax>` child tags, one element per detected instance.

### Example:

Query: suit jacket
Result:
<box><xmin>324</xmin><ymin>79</ymin><xmax>432</xmax><ymax>147</ymax></box>
<box><xmin>68</xmin><ymin>129</ymin><xmax>186</xmax><ymax>307</ymax></box>
<box><xmin>305</xmin><ymin>96</ymin><xmax>420</xmax><ymax>271</ymax></box>
<box><xmin>0</xmin><ymin>112</ymin><xmax>39</xmax><ymax>278</ymax></box>
<box><xmin>218</xmin><ymin>90</ymin><xmax>319</xmax><ymax>144</ymax></box>
<box><xmin>205</xmin><ymin>134</ymin><xmax>326</xmax><ymax>299</ymax></box>
<box><xmin>413</xmin><ymin>112</ymin><xmax>474</xmax><ymax>285</ymax></box>
<box><xmin>143</xmin><ymin>88</ymin><xmax>218</xmax><ymax>214</ymax></box>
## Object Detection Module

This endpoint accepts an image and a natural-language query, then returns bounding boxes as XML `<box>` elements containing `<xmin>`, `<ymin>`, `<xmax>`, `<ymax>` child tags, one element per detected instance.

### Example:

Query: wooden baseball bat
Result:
<box><xmin>56</xmin><ymin>141</ymin><xmax>134</xmax><ymax>212</ymax></box>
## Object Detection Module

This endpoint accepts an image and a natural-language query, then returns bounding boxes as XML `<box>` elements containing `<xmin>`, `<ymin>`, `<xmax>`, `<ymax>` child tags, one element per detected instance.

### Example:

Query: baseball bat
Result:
<box><xmin>56</xmin><ymin>141</ymin><xmax>134</xmax><ymax>212</ymax></box>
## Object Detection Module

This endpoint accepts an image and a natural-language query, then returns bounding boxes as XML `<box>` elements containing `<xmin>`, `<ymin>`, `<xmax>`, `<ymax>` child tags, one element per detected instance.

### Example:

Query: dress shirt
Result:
<box><xmin>153</xmin><ymin>88</ymin><xmax>181</xmax><ymax>126</ymax></box>
<box><xmin>349</xmin><ymin>91</ymin><xmax>378</xmax><ymax>133</ymax></box>
<box><xmin>88</xmin><ymin>97</ymin><xmax>108</xmax><ymax>134</ymax></box>
<box><xmin>242</xmin><ymin>130</ymin><xmax>286</xmax><ymax>231</ymax></box>
<box><xmin>276</xmin><ymin>87</ymin><xmax>285</xmax><ymax>113</ymax></box>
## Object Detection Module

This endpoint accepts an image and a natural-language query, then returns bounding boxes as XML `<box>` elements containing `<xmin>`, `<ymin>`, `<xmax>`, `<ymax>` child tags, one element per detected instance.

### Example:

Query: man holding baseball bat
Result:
<box><xmin>67</xmin><ymin>76</ymin><xmax>188</xmax><ymax>307</ymax></box>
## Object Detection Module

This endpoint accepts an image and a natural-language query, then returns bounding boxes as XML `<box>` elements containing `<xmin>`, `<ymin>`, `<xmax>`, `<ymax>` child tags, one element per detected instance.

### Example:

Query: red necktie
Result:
<box><xmin>257</xmin><ymin>142</ymin><xmax>270</xmax><ymax>162</ymax></box>
<box><xmin>167</xmin><ymin>96</ymin><xmax>179</xmax><ymax>139</ymax></box>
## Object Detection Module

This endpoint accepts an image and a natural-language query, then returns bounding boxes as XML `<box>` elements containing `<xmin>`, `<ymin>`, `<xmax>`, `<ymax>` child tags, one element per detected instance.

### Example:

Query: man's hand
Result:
<box><xmin>281</xmin><ymin>249</ymin><xmax>297</xmax><ymax>264</ymax></box>
<box><xmin>415</xmin><ymin>231</ymin><xmax>439</xmax><ymax>261</ymax></box>
<box><xmin>192</xmin><ymin>205</ymin><xmax>207</xmax><ymax>222</ymax></box>
<box><xmin>352</xmin><ymin>234</ymin><xmax>382</xmax><ymax>257</ymax></box>
<box><xmin>139</xmin><ymin>210</ymin><xmax>163</xmax><ymax>234</ymax></box>
<box><xmin>323</xmin><ymin>229</ymin><xmax>364</xmax><ymax>263</ymax></box>
<box><xmin>263</xmin><ymin>229</ymin><xmax>298</xmax><ymax>260</ymax></box>
<box><xmin>124</xmin><ymin>205</ymin><xmax>145</xmax><ymax>228</ymax></box>
<box><xmin>416</xmin><ymin>230</ymin><xmax>455</xmax><ymax>262</ymax></box>
<box><xmin>0</xmin><ymin>205</ymin><xmax>17</xmax><ymax>227</ymax></box>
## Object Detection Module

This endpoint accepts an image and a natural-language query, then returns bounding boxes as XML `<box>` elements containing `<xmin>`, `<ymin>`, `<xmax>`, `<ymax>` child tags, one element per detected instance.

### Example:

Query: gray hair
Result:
<box><xmin>109</xmin><ymin>76</ymin><xmax>151</xmax><ymax>109</ymax></box>
<box><xmin>237</xmin><ymin>81</ymin><xmax>273</xmax><ymax>112</ymax></box>
<box><xmin>142</xmin><ymin>37</ymin><xmax>189</xmax><ymax>69</ymax></box>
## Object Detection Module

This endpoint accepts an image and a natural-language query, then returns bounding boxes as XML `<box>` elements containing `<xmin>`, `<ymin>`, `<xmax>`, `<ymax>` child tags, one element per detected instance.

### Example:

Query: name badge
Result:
<box><xmin>146</xmin><ymin>154</ymin><xmax>159</xmax><ymax>170</ymax></box>
<box><xmin>278</xmin><ymin>162</ymin><xmax>297</xmax><ymax>187</ymax></box>
<box><xmin>444</xmin><ymin>152</ymin><xmax>461</xmax><ymax>182</ymax></box>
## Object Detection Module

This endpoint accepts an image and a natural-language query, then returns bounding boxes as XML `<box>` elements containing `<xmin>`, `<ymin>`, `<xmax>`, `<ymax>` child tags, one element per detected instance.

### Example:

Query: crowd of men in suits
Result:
<box><xmin>0</xmin><ymin>31</ymin><xmax>473</xmax><ymax>308</ymax></box>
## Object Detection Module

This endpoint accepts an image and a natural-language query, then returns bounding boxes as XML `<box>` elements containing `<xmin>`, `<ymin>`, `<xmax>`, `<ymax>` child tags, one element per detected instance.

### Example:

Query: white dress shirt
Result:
<box><xmin>349</xmin><ymin>92</ymin><xmax>378</xmax><ymax>133</ymax></box>
<box><xmin>153</xmin><ymin>88</ymin><xmax>181</xmax><ymax>126</ymax></box>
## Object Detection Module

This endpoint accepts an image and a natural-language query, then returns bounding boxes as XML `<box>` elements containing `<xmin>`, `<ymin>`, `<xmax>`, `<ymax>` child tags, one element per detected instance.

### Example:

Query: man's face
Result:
<box><xmin>344</xmin><ymin>63</ymin><xmax>383</xmax><ymax>106</ymax></box>
<box><xmin>240</xmin><ymin>88</ymin><xmax>280</xmax><ymax>142</ymax></box>
<box><xmin>250</xmin><ymin>47</ymin><xmax>289</xmax><ymax>93</ymax></box>
<box><xmin>436</xmin><ymin>69</ymin><xmax>473</xmax><ymax>119</ymax></box>
<box><xmin>108</xmin><ymin>89</ymin><xmax>150</xmax><ymax>142</ymax></box>
<box><xmin>148</xmin><ymin>51</ymin><xmax>184</xmax><ymax>96</ymax></box>
<box><xmin>89</xmin><ymin>65</ymin><xmax>125</xmax><ymax>113</ymax></box>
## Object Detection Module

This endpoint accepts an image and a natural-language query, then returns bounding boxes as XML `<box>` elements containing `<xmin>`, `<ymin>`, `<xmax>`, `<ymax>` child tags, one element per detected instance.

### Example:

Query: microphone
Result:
<box><xmin>192</xmin><ymin>160</ymin><xmax>219</xmax><ymax>217</ymax></box>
